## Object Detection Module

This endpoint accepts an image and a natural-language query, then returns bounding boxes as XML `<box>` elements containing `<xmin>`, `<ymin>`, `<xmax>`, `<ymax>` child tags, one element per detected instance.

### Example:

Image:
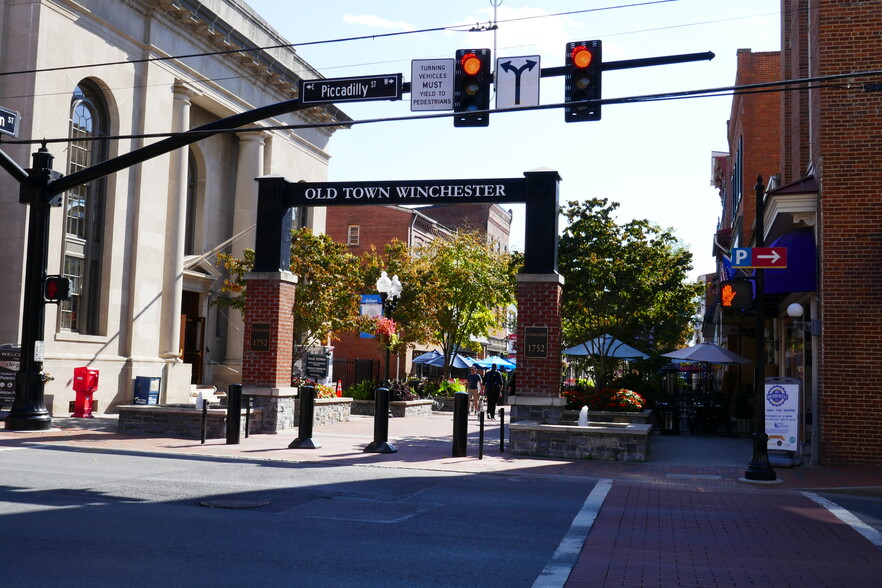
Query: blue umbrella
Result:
<box><xmin>473</xmin><ymin>356</ymin><xmax>516</xmax><ymax>370</ymax></box>
<box><xmin>426</xmin><ymin>352</ymin><xmax>475</xmax><ymax>369</ymax></box>
<box><xmin>412</xmin><ymin>350</ymin><xmax>442</xmax><ymax>364</ymax></box>
<box><xmin>562</xmin><ymin>334</ymin><xmax>648</xmax><ymax>360</ymax></box>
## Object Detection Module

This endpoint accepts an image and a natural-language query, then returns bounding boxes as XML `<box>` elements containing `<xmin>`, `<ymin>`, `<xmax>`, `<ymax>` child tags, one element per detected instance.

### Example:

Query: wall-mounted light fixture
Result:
<box><xmin>786</xmin><ymin>302</ymin><xmax>820</xmax><ymax>336</ymax></box>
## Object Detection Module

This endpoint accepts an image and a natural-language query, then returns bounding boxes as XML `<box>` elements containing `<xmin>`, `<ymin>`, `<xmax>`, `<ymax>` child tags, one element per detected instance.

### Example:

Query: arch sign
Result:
<box><xmin>252</xmin><ymin>170</ymin><xmax>561</xmax><ymax>276</ymax></box>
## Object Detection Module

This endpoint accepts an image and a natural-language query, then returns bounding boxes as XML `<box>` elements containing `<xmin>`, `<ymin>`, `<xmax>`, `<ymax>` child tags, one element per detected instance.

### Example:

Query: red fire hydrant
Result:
<box><xmin>72</xmin><ymin>367</ymin><xmax>99</xmax><ymax>418</ymax></box>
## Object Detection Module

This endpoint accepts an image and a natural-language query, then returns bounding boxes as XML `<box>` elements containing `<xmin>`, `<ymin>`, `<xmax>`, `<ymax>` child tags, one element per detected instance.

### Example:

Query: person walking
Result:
<box><xmin>467</xmin><ymin>365</ymin><xmax>483</xmax><ymax>414</ymax></box>
<box><xmin>483</xmin><ymin>364</ymin><xmax>503</xmax><ymax>419</ymax></box>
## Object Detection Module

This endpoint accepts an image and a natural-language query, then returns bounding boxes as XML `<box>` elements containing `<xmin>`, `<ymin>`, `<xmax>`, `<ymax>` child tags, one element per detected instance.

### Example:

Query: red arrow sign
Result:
<box><xmin>752</xmin><ymin>247</ymin><xmax>787</xmax><ymax>268</ymax></box>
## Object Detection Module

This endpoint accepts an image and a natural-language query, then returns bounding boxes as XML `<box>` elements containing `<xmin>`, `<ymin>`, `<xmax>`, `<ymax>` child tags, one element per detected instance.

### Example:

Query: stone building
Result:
<box><xmin>0</xmin><ymin>0</ymin><xmax>347</xmax><ymax>415</ymax></box>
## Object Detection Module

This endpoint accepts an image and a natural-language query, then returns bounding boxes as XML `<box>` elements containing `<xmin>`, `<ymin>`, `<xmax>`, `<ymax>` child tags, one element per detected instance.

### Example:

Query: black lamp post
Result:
<box><xmin>375</xmin><ymin>271</ymin><xmax>402</xmax><ymax>384</ymax></box>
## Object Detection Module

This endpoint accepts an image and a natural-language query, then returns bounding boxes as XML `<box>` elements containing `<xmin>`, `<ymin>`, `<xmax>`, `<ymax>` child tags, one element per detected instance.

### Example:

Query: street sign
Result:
<box><xmin>410</xmin><ymin>59</ymin><xmax>454</xmax><ymax>111</ymax></box>
<box><xmin>300</xmin><ymin>74</ymin><xmax>403</xmax><ymax>104</ymax></box>
<box><xmin>731</xmin><ymin>246</ymin><xmax>787</xmax><ymax>269</ymax></box>
<box><xmin>0</xmin><ymin>105</ymin><xmax>20</xmax><ymax>137</ymax></box>
<box><xmin>496</xmin><ymin>55</ymin><xmax>540</xmax><ymax>108</ymax></box>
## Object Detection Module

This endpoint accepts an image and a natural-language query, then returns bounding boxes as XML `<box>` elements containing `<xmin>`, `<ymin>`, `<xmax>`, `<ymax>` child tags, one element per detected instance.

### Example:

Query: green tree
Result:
<box><xmin>215</xmin><ymin>228</ymin><xmax>365</xmax><ymax>366</ymax></box>
<box><xmin>362</xmin><ymin>232</ymin><xmax>519</xmax><ymax>379</ymax></box>
<box><xmin>558</xmin><ymin>198</ymin><xmax>702</xmax><ymax>393</ymax></box>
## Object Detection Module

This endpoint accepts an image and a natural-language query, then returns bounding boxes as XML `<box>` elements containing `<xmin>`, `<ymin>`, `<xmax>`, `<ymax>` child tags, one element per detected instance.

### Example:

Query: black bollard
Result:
<box><xmin>200</xmin><ymin>399</ymin><xmax>208</xmax><ymax>445</ymax></box>
<box><xmin>478</xmin><ymin>411</ymin><xmax>485</xmax><ymax>460</ymax></box>
<box><xmin>364</xmin><ymin>387</ymin><xmax>397</xmax><ymax>453</ymax></box>
<box><xmin>226</xmin><ymin>383</ymin><xmax>242</xmax><ymax>445</ymax></box>
<box><xmin>499</xmin><ymin>407</ymin><xmax>505</xmax><ymax>453</ymax></box>
<box><xmin>452</xmin><ymin>391</ymin><xmax>468</xmax><ymax>457</ymax></box>
<box><xmin>289</xmin><ymin>385</ymin><xmax>321</xmax><ymax>449</ymax></box>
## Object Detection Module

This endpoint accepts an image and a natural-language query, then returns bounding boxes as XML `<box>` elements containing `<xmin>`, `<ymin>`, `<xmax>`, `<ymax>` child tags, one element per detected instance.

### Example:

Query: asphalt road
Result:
<box><xmin>0</xmin><ymin>445</ymin><xmax>599</xmax><ymax>587</ymax></box>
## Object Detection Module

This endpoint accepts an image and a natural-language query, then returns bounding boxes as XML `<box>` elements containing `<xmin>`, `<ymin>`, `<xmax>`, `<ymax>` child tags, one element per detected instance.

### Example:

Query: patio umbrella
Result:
<box><xmin>472</xmin><ymin>356</ymin><xmax>516</xmax><ymax>370</ymax></box>
<box><xmin>426</xmin><ymin>352</ymin><xmax>475</xmax><ymax>369</ymax></box>
<box><xmin>411</xmin><ymin>350</ymin><xmax>442</xmax><ymax>364</ymax></box>
<box><xmin>562</xmin><ymin>334</ymin><xmax>649</xmax><ymax>360</ymax></box>
<box><xmin>662</xmin><ymin>342</ymin><xmax>750</xmax><ymax>365</ymax></box>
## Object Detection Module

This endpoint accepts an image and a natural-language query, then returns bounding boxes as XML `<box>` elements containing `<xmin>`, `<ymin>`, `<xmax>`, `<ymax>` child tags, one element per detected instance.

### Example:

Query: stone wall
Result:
<box><xmin>118</xmin><ymin>405</ymin><xmax>264</xmax><ymax>440</ymax></box>
<box><xmin>352</xmin><ymin>399</ymin><xmax>433</xmax><ymax>417</ymax></box>
<box><xmin>509</xmin><ymin>421</ymin><xmax>651</xmax><ymax>462</ymax></box>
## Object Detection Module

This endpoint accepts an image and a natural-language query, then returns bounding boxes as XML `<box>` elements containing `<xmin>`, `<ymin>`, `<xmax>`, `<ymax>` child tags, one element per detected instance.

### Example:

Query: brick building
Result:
<box><xmin>708</xmin><ymin>1</ymin><xmax>882</xmax><ymax>465</ymax></box>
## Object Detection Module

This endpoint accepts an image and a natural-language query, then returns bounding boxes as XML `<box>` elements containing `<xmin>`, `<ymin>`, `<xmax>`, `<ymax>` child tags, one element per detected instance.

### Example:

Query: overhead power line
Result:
<box><xmin>4</xmin><ymin>68</ymin><xmax>879</xmax><ymax>147</ymax></box>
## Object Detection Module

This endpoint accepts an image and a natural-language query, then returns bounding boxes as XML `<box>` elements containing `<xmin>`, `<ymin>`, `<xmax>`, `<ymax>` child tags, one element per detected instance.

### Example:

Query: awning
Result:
<box><xmin>763</xmin><ymin>227</ymin><xmax>817</xmax><ymax>294</ymax></box>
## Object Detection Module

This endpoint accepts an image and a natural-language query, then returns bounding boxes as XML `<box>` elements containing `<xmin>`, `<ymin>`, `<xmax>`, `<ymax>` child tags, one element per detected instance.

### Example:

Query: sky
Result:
<box><xmin>245</xmin><ymin>0</ymin><xmax>780</xmax><ymax>281</ymax></box>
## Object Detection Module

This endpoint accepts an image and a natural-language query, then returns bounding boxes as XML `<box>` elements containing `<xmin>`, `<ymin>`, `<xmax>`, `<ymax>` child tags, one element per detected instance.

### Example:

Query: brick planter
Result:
<box><xmin>352</xmin><ymin>399</ymin><xmax>433</xmax><ymax>417</ymax></box>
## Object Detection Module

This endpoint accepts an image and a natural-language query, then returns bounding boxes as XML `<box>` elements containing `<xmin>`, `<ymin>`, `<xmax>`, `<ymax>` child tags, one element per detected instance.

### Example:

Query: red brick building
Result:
<box><xmin>709</xmin><ymin>1</ymin><xmax>882</xmax><ymax>465</ymax></box>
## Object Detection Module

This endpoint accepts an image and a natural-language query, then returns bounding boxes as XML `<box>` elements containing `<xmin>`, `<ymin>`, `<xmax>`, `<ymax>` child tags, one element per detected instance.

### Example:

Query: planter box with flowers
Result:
<box><xmin>562</xmin><ymin>385</ymin><xmax>653</xmax><ymax>426</ymax></box>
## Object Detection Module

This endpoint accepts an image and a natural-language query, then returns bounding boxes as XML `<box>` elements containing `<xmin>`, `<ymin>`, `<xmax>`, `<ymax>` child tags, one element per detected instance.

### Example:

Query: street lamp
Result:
<box><xmin>376</xmin><ymin>271</ymin><xmax>402</xmax><ymax>383</ymax></box>
<box><xmin>787</xmin><ymin>302</ymin><xmax>820</xmax><ymax>336</ymax></box>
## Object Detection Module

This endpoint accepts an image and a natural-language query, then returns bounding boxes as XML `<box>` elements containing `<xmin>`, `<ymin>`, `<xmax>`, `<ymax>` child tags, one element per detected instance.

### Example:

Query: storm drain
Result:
<box><xmin>200</xmin><ymin>498</ymin><xmax>270</xmax><ymax>509</ymax></box>
<box><xmin>664</xmin><ymin>474</ymin><xmax>723</xmax><ymax>480</ymax></box>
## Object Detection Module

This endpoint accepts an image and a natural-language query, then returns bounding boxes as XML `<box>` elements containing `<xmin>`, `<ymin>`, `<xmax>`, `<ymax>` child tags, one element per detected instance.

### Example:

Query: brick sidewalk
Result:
<box><xmin>565</xmin><ymin>481</ymin><xmax>882</xmax><ymax>587</ymax></box>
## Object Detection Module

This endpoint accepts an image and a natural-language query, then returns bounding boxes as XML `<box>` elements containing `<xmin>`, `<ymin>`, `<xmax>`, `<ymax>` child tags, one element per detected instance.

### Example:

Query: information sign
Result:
<box><xmin>523</xmin><ymin>327</ymin><xmax>548</xmax><ymax>358</ymax></box>
<box><xmin>301</xmin><ymin>74</ymin><xmax>402</xmax><ymax>104</ymax></box>
<box><xmin>765</xmin><ymin>379</ymin><xmax>800</xmax><ymax>452</ymax></box>
<box><xmin>410</xmin><ymin>59</ymin><xmax>454</xmax><ymax>111</ymax></box>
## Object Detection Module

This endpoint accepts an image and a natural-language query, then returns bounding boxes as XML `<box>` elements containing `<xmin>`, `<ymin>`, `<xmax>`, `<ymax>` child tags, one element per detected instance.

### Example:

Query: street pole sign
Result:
<box><xmin>300</xmin><ymin>74</ymin><xmax>403</xmax><ymax>104</ymax></box>
<box><xmin>0</xmin><ymin>105</ymin><xmax>20</xmax><ymax>137</ymax></box>
<box><xmin>496</xmin><ymin>56</ymin><xmax>540</xmax><ymax>108</ymax></box>
<box><xmin>410</xmin><ymin>59</ymin><xmax>454</xmax><ymax>111</ymax></box>
<box><xmin>731</xmin><ymin>246</ymin><xmax>787</xmax><ymax>269</ymax></box>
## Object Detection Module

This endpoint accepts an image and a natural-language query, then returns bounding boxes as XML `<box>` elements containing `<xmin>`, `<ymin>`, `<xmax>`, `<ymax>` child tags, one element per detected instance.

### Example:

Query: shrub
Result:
<box><xmin>345</xmin><ymin>379</ymin><xmax>377</xmax><ymax>400</ymax></box>
<box><xmin>563</xmin><ymin>384</ymin><xmax>646</xmax><ymax>412</ymax></box>
<box><xmin>437</xmin><ymin>379</ymin><xmax>466</xmax><ymax>396</ymax></box>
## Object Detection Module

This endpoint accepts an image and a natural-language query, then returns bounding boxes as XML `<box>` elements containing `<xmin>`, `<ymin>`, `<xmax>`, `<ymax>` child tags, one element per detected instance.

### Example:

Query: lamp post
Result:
<box><xmin>376</xmin><ymin>271</ymin><xmax>402</xmax><ymax>384</ymax></box>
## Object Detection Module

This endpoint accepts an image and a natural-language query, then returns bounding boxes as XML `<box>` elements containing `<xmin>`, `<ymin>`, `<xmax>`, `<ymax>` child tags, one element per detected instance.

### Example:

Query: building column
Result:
<box><xmin>159</xmin><ymin>82</ymin><xmax>196</xmax><ymax>359</ymax></box>
<box><xmin>509</xmin><ymin>273</ymin><xmax>566</xmax><ymax>423</ymax></box>
<box><xmin>224</xmin><ymin>130</ymin><xmax>266</xmax><ymax>369</ymax></box>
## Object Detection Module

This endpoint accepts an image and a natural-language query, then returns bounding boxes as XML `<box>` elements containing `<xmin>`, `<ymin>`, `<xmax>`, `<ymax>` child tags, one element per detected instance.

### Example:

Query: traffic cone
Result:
<box><xmin>336</xmin><ymin>380</ymin><xmax>343</xmax><ymax>397</ymax></box>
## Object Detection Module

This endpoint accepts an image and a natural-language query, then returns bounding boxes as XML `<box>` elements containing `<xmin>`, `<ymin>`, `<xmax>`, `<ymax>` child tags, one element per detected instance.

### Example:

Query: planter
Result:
<box><xmin>352</xmin><ymin>398</ymin><xmax>434</xmax><ymax>417</ymax></box>
<box><xmin>563</xmin><ymin>408</ymin><xmax>653</xmax><ymax>425</ymax></box>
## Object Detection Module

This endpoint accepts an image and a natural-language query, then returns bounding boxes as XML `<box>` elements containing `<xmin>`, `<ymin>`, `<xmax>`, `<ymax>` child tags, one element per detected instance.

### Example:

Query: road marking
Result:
<box><xmin>533</xmin><ymin>478</ymin><xmax>613</xmax><ymax>588</ymax></box>
<box><xmin>803</xmin><ymin>491</ymin><xmax>882</xmax><ymax>547</ymax></box>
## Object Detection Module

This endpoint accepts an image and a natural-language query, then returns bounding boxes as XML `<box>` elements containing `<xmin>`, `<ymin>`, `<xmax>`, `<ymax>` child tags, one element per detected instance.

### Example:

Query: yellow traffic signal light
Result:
<box><xmin>454</xmin><ymin>48</ymin><xmax>491</xmax><ymax>127</ymax></box>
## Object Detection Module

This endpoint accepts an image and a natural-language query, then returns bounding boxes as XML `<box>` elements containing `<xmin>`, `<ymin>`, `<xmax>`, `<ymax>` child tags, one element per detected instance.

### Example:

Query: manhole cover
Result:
<box><xmin>200</xmin><ymin>498</ymin><xmax>270</xmax><ymax>509</ymax></box>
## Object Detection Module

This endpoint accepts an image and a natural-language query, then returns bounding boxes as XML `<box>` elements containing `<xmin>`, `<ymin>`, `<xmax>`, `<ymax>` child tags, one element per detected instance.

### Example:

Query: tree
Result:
<box><xmin>214</xmin><ymin>228</ymin><xmax>366</xmax><ymax>367</ymax></box>
<box><xmin>558</xmin><ymin>198</ymin><xmax>702</xmax><ymax>392</ymax></box>
<box><xmin>362</xmin><ymin>232</ymin><xmax>519</xmax><ymax>379</ymax></box>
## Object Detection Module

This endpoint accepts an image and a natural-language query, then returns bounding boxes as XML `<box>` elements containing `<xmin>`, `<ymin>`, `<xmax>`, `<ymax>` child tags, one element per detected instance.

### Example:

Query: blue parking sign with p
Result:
<box><xmin>732</xmin><ymin>247</ymin><xmax>751</xmax><ymax>268</ymax></box>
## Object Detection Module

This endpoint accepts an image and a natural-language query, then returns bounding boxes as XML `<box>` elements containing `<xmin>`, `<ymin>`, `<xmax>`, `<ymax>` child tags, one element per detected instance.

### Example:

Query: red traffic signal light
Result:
<box><xmin>565</xmin><ymin>40</ymin><xmax>602</xmax><ymax>122</ymax></box>
<box><xmin>44</xmin><ymin>275</ymin><xmax>71</xmax><ymax>302</ymax></box>
<box><xmin>454</xmin><ymin>48</ymin><xmax>491</xmax><ymax>127</ymax></box>
<box><xmin>720</xmin><ymin>280</ymin><xmax>753</xmax><ymax>310</ymax></box>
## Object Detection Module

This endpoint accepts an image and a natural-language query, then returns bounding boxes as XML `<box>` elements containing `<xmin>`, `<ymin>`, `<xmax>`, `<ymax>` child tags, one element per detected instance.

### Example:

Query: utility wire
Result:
<box><xmin>4</xmin><ymin>68</ymin><xmax>879</xmax><ymax>147</ymax></box>
<box><xmin>0</xmin><ymin>1</ymin><xmax>679</xmax><ymax>79</ymax></box>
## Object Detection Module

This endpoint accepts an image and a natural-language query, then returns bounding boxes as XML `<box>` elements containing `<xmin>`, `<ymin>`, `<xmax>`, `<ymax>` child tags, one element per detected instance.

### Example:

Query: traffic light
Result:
<box><xmin>720</xmin><ymin>280</ymin><xmax>753</xmax><ymax>310</ymax></box>
<box><xmin>565</xmin><ymin>40</ymin><xmax>602</xmax><ymax>122</ymax></box>
<box><xmin>454</xmin><ymin>49</ymin><xmax>491</xmax><ymax>127</ymax></box>
<box><xmin>44</xmin><ymin>275</ymin><xmax>71</xmax><ymax>302</ymax></box>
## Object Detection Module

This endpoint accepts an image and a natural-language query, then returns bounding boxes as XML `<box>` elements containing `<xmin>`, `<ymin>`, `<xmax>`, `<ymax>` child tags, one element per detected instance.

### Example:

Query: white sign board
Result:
<box><xmin>410</xmin><ymin>59</ymin><xmax>454</xmax><ymax>111</ymax></box>
<box><xmin>765</xmin><ymin>381</ymin><xmax>800</xmax><ymax>451</ymax></box>
<box><xmin>495</xmin><ymin>55</ymin><xmax>540</xmax><ymax>109</ymax></box>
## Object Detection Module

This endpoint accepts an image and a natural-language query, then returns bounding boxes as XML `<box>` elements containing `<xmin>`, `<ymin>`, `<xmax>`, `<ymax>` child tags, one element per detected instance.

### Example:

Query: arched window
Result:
<box><xmin>61</xmin><ymin>83</ymin><xmax>108</xmax><ymax>334</ymax></box>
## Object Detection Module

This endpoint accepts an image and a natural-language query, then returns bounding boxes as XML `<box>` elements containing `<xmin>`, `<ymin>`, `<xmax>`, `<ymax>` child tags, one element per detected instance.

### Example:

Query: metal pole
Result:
<box><xmin>499</xmin><ymin>407</ymin><xmax>505</xmax><ymax>453</ymax></box>
<box><xmin>289</xmin><ymin>385</ymin><xmax>320</xmax><ymax>449</ymax></box>
<box><xmin>363</xmin><ymin>386</ymin><xmax>397</xmax><ymax>453</ymax></box>
<box><xmin>200</xmin><ymin>399</ymin><xmax>208</xmax><ymax>445</ymax></box>
<box><xmin>744</xmin><ymin>175</ymin><xmax>777</xmax><ymax>482</ymax></box>
<box><xmin>478</xmin><ymin>411</ymin><xmax>485</xmax><ymax>460</ymax></box>
<box><xmin>225</xmin><ymin>383</ymin><xmax>242</xmax><ymax>445</ymax></box>
<box><xmin>6</xmin><ymin>147</ymin><xmax>56</xmax><ymax>431</ymax></box>
<box><xmin>452</xmin><ymin>391</ymin><xmax>468</xmax><ymax>457</ymax></box>
<box><xmin>244</xmin><ymin>395</ymin><xmax>252</xmax><ymax>438</ymax></box>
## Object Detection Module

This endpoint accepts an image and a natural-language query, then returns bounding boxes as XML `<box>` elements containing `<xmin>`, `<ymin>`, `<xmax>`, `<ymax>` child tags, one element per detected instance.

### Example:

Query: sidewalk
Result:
<box><xmin>4</xmin><ymin>412</ymin><xmax>882</xmax><ymax>587</ymax></box>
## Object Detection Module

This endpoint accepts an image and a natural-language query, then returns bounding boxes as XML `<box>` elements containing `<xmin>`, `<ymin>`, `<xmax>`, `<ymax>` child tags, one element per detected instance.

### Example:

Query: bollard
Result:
<box><xmin>289</xmin><ymin>385</ymin><xmax>321</xmax><ymax>449</ymax></box>
<box><xmin>499</xmin><ymin>407</ymin><xmax>505</xmax><ymax>453</ymax></box>
<box><xmin>244</xmin><ymin>395</ymin><xmax>252</xmax><ymax>438</ymax></box>
<box><xmin>226</xmin><ymin>383</ymin><xmax>242</xmax><ymax>445</ymax></box>
<box><xmin>364</xmin><ymin>387</ymin><xmax>397</xmax><ymax>453</ymax></box>
<box><xmin>200</xmin><ymin>399</ymin><xmax>208</xmax><ymax>445</ymax></box>
<box><xmin>478</xmin><ymin>411</ymin><xmax>485</xmax><ymax>460</ymax></box>
<box><xmin>452</xmin><ymin>391</ymin><xmax>468</xmax><ymax>457</ymax></box>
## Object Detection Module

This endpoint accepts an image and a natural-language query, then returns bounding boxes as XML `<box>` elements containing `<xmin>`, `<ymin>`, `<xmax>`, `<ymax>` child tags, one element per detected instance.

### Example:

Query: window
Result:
<box><xmin>184</xmin><ymin>151</ymin><xmax>197</xmax><ymax>255</ymax></box>
<box><xmin>347</xmin><ymin>225</ymin><xmax>360</xmax><ymax>246</ymax></box>
<box><xmin>61</xmin><ymin>83</ymin><xmax>108</xmax><ymax>334</ymax></box>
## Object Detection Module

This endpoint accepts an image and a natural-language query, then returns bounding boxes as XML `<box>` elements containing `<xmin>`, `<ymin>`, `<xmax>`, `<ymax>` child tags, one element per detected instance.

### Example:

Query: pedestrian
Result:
<box><xmin>467</xmin><ymin>365</ymin><xmax>483</xmax><ymax>414</ymax></box>
<box><xmin>483</xmin><ymin>363</ymin><xmax>503</xmax><ymax>419</ymax></box>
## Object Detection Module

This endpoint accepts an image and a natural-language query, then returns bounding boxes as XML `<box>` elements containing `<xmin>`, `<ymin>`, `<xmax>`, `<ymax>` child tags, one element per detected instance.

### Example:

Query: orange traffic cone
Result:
<box><xmin>336</xmin><ymin>380</ymin><xmax>343</xmax><ymax>397</ymax></box>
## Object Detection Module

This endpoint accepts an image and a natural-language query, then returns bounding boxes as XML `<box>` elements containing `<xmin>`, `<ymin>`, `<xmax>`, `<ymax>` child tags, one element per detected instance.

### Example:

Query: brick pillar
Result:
<box><xmin>510</xmin><ymin>273</ymin><xmax>566</xmax><ymax>423</ymax></box>
<box><xmin>241</xmin><ymin>271</ymin><xmax>299</xmax><ymax>432</ymax></box>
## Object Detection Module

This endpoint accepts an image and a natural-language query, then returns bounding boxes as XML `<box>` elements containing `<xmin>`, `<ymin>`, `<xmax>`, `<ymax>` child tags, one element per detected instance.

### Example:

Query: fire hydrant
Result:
<box><xmin>72</xmin><ymin>367</ymin><xmax>99</xmax><ymax>418</ymax></box>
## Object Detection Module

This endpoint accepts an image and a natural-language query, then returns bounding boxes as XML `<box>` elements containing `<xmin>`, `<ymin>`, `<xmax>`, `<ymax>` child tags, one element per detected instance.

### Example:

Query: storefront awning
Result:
<box><xmin>763</xmin><ymin>227</ymin><xmax>817</xmax><ymax>294</ymax></box>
